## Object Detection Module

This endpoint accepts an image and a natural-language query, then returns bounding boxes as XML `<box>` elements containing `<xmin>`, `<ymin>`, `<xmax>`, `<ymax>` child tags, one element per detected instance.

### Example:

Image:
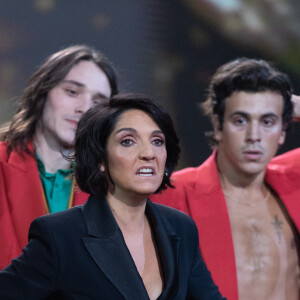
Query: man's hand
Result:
<box><xmin>292</xmin><ymin>95</ymin><xmax>300</xmax><ymax>122</ymax></box>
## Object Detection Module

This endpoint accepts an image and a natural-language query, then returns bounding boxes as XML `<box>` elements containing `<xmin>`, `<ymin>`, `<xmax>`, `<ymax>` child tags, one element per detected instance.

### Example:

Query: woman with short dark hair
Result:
<box><xmin>74</xmin><ymin>94</ymin><xmax>179</xmax><ymax>197</ymax></box>
<box><xmin>0</xmin><ymin>94</ymin><xmax>225</xmax><ymax>299</ymax></box>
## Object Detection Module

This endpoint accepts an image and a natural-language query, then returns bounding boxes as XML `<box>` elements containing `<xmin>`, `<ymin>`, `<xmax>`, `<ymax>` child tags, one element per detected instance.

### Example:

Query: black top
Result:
<box><xmin>0</xmin><ymin>195</ymin><xmax>225</xmax><ymax>299</ymax></box>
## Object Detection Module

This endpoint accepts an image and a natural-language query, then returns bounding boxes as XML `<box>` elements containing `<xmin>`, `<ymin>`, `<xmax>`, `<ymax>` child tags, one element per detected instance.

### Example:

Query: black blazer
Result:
<box><xmin>0</xmin><ymin>196</ymin><xmax>225</xmax><ymax>299</ymax></box>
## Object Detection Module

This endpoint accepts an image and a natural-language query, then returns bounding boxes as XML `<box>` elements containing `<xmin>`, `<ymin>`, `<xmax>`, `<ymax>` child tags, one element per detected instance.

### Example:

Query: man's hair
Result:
<box><xmin>0</xmin><ymin>45</ymin><xmax>118</xmax><ymax>155</ymax></box>
<box><xmin>202</xmin><ymin>57</ymin><xmax>293</xmax><ymax>145</ymax></box>
<box><xmin>74</xmin><ymin>93</ymin><xmax>180</xmax><ymax>198</ymax></box>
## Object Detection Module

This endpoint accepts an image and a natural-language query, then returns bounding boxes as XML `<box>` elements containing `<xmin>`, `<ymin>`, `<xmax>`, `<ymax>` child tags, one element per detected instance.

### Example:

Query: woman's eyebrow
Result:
<box><xmin>115</xmin><ymin>128</ymin><xmax>164</xmax><ymax>135</ymax></box>
<box><xmin>152</xmin><ymin>130</ymin><xmax>164</xmax><ymax>135</ymax></box>
<box><xmin>115</xmin><ymin>128</ymin><xmax>137</xmax><ymax>134</ymax></box>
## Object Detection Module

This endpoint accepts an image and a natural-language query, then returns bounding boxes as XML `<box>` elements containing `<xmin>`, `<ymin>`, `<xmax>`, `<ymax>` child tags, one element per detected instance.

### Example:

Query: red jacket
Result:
<box><xmin>0</xmin><ymin>142</ymin><xmax>89</xmax><ymax>269</ymax></box>
<box><xmin>152</xmin><ymin>149</ymin><xmax>300</xmax><ymax>300</ymax></box>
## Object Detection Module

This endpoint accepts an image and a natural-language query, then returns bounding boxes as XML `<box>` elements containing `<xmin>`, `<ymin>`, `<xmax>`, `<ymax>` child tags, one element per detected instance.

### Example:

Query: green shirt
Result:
<box><xmin>36</xmin><ymin>154</ymin><xmax>73</xmax><ymax>213</ymax></box>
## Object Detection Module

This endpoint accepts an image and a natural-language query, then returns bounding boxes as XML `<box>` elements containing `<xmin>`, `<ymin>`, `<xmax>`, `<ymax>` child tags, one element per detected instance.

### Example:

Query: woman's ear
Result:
<box><xmin>99</xmin><ymin>163</ymin><xmax>105</xmax><ymax>172</ymax></box>
<box><xmin>212</xmin><ymin>115</ymin><xmax>222</xmax><ymax>142</ymax></box>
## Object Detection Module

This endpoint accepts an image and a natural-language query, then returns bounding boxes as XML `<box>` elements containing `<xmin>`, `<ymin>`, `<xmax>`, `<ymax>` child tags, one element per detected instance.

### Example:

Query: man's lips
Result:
<box><xmin>65</xmin><ymin>119</ymin><xmax>79</xmax><ymax>127</ymax></box>
<box><xmin>242</xmin><ymin>150</ymin><xmax>263</xmax><ymax>160</ymax></box>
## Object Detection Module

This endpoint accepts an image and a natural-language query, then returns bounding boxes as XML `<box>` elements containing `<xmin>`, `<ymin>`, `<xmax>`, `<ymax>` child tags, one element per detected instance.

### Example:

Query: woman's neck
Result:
<box><xmin>107</xmin><ymin>192</ymin><xmax>147</xmax><ymax>231</ymax></box>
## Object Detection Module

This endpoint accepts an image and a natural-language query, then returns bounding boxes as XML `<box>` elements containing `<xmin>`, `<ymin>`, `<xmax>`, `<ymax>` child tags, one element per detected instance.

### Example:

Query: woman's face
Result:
<box><xmin>105</xmin><ymin>109</ymin><xmax>167</xmax><ymax>200</ymax></box>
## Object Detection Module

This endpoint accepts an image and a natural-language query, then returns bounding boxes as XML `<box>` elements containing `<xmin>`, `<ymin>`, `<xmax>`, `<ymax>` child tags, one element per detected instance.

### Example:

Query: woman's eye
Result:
<box><xmin>121</xmin><ymin>139</ymin><xmax>134</xmax><ymax>146</ymax></box>
<box><xmin>152</xmin><ymin>139</ymin><xmax>165</xmax><ymax>146</ymax></box>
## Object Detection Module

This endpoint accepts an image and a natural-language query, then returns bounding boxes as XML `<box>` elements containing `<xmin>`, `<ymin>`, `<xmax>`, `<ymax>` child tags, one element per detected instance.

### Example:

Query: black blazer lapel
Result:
<box><xmin>82</xmin><ymin>196</ymin><xmax>149</xmax><ymax>300</ymax></box>
<box><xmin>146</xmin><ymin>201</ymin><xmax>181</xmax><ymax>299</ymax></box>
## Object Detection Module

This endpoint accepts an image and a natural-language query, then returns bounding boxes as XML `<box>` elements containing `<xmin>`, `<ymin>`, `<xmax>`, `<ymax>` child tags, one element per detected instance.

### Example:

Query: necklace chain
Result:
<box><xmin>223</xmin><ymin>189</ymin><xmax>270</xmax><ymax>207</ymax></box>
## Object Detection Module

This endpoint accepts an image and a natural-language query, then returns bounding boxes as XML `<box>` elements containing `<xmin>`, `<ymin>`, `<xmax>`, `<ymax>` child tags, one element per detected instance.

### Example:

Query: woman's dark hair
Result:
<box><xmin>74</xmin><ymin>93</ymin><xmax>180</xmax><ymax>197</ymax></box>
<box><xmin>0</xmin><ymin>45</ymin><xmax>118</xmax><ymax>155</ymax></box>
<box><xmin>201</xmin><ymin>57</ymin><xmax>293</xmax><ymax>145</ymax></box>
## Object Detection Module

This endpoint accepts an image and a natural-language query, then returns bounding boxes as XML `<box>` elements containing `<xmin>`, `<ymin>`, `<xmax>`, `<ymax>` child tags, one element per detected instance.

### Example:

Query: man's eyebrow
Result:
<box><xmin>230</xmin><ymin>111</ymin><xmax>279</xmax><ymax>118</ymax></box>
<box><xmin>61</xmin><ymin>79</ymin><xmax>85</xmax><ymax>87</ymax></box>
<box><xmin>261</xmin><ymin>112</ymin><xmax>279</xmax><ymax>118</ymax></box>
<box><xmin>230</xmin><ymin>111</ymin><xmax>249</xmax><ymax>118</ymax></box>
<box><xmin>94</xmin><ymin>92</ymin><xmax>110</xmax><ymax>100</ymax></box>
<box><xmin>61</xmin><ymin>80</ymin><xmax>110</xmax><ymax>99</ymax></box>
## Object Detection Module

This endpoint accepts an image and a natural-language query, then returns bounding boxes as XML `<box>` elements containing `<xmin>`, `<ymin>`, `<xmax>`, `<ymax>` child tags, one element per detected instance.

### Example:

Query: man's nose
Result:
<box><xmin>246</xmin><ymin>121</ymin><xmax>261</xmax><ymax>143</ymax></box>
<box><xmin>75</xmin><ymin>96</ymin><xmax>93</xmax><ymax>114</ymax></box>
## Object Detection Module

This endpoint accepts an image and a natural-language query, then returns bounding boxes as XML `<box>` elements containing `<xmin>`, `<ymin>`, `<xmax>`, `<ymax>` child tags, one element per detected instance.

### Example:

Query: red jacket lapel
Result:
<box><xmin>266</xmin><ymin>148</ymin><xmax>300</xmax><ymax>232</ymax></box>
<box><xmin>152</xmin><ymin>152</ymin><xmax>238</xmax><ymax>299</ymax></box>
<box><xmin>183</xmin><ymin>153</ymin><xmax>238</xmax><ymax>300</ymax></box>
<box><xmin>0</xmin><ymin>141</ymin><xmax>89</xmax><ymax>267</ymax></box>
<box><xmin>1</xmin><ymin>144</ymin><xmax>47</xmax><ymax>248</ymax></box>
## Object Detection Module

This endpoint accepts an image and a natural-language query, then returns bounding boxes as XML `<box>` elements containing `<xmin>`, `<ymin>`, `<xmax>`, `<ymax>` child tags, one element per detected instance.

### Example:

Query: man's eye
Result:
<box><xmin>121</xmin><ymin>139</ymin><xmax>134</xmax><ymax>146</ymax></box>
<box><xmin>233</xmin><ymin>118</ymin><xmax>246</xmax><ymax>125</ymax></box>
<box><xmin>66</xmin><ymin>89</ymin><xmax>78</xmax><ymax>96</ymax></box>
<box><xmin>93</xmin><ymin>96</ymin><xmax>109</xmax><ymax>105</ymax></box>
<box><xmin>152</xmin><ymin>139</ymin><xmax>165</xmax><ymax>146</ymax></box>
<box><xmin>263</xmin><ymin>118</ymin><xmax>275</xmax><ymax>127</ymax></box>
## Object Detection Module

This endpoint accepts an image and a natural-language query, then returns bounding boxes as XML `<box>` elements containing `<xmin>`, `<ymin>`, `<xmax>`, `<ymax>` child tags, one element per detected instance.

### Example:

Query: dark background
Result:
<box><xmin>1</xmin><ymin>0</ymin><xmax>300</xmax><ymax>169</ymax></box>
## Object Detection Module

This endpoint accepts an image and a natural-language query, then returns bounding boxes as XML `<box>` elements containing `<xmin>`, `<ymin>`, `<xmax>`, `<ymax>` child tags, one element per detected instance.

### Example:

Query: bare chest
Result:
<box><xmin>226</xmin><ymin>193</ymin><xmax>300</xmax><ymax>300</ymax></box>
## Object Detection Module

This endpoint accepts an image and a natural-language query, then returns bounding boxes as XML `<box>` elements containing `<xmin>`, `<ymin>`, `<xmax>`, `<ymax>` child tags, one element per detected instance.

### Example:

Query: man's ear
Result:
<box><xmin>278</xmin><ymin>130</ymin><xmax>286</xmax><ymax>146</ymax></box>
<box><xmin>212</xmin><ymin>115</ymin><xmax>222</xmax><ymax>142</ymax></box>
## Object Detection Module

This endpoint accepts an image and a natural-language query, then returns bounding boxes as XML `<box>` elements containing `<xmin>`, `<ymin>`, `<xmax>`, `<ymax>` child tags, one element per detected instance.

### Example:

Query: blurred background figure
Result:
<box><xmin>0</xmin><ymin>45</ymin><xmax>118</xmax><ymax>269</ymax></box>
